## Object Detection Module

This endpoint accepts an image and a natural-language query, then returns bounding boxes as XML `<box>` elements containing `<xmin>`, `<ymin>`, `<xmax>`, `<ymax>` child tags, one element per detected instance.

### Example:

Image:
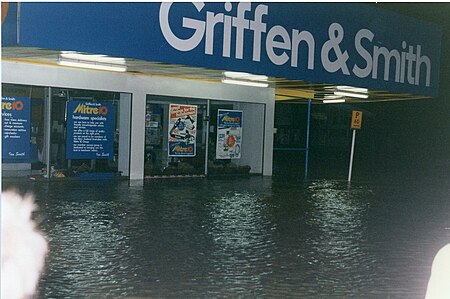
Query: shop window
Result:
<box><xmin>208</xmin><ymin>102</ymin><xmax>252</xmax><ymax>175</ymax></box>
<box><xmin>54</xmin><ymin>88</ymin><xmax>121</xmax><ymax>177</ymax></box>
<box><xmin>1</xmin><ymin>84</ymin><xmax>123</xmax><ymax>179</ymax></box>
<box><xmin>145</xmin><ymin>95</ymin><xmax>207</xmax><ymax>177</ymax></box>
<box><xmin>143</xmin><ymin>96</ymin><xmax>264</xmax><ymax>178</ymax></box>
<box><xmin>1</xmin><ymin>84</ymin><xmax>45</xmax><ymax>177</ymax></box>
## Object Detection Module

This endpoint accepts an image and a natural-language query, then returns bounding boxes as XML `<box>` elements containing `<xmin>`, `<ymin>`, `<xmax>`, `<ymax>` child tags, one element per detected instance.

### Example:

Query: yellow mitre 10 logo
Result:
<box><xmin>222</xmin><ymin>115</ymin><xmax>240</xmax><ymax>123</ymax></box>
<box><xmin>73</xmin><ymin>103</ymin><xmax>108</xmax><ymax>115</ymax></box>
<box><xmin>173</xmin><ymin>145</ymin><xmax>193</xmax><ymax>153</ymax></box>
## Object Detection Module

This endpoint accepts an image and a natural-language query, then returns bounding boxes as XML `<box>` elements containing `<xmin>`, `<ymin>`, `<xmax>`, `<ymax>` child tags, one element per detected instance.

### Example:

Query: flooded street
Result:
<box><xmin>3</xmin><ymin>173</ymin><xmax>449</xmax><ymax>298</ymax></box>
<box><xmin>2</xmin><ymin>1</ymin><xmax>449</xmax><ymax>298</ymax></box>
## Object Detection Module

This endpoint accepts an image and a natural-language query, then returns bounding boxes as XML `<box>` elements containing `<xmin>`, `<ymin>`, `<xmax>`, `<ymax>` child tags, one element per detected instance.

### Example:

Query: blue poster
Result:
<box><xmin>1</xmin><ymin>96</ymin><xmax>31</xmax><ymax>161</ymax></box>
<box><xmin>66</xmin><ymin>100</ymin><xmax>115</xmax><ymax>159</ymax></box>
<box><xmin>216</xmin><ymin>109</ymin><xmax>243</xmax><ymax>159</ymax></box>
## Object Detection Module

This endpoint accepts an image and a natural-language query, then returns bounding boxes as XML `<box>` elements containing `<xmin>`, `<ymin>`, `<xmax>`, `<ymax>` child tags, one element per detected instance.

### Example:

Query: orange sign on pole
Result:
<box><xmin>351</xmin><ymin>110</ymin><xmax>363</xmax><ymax>129</ymax></box>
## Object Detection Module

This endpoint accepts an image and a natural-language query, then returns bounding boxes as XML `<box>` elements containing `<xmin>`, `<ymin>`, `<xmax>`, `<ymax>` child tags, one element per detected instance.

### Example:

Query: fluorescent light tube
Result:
<box><xmin>334</xmin><ymin>91</ymin><xmax>368</xmax><ymax>99</ymax></box>
<box><xmin>58</xmin><ymin>60</ymin><xmax>127</xmax><ymax>72</ymax></box>
<box><xmin>222</xmin><ymin>78</ymin><xmax>269</xmax><ymax>88</ymax></box>
<box><xmin>58</xmin><ymin>51</ymin><xmax>127</xmax><ymax>72</ymax></box>
<box><xmin>223</xmin><ymin>71</ymin><xmax>268</xmax><ymax>81</ymax></box>
<box><xmin>323</xmin><ymin>99</ymin><xmax>346</xmax><ymax>104</ymax></box>
<box><xmin>336</xmin><ymin>85</ymin><xmax>368</xmax><ymax>93</ymax></box>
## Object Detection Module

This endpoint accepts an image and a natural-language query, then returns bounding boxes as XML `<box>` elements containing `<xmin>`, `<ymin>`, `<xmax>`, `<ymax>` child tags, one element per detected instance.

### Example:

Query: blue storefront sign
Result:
<box><xmin>1</xmin><ymin>96</ymin><xmax>31</xmax><ymax>161</ymax></box>
<box><xmin>1</xmin><ymin>2</ymin><xmax>18</xmax><ymax>46</ymax></box>
<box><xmin>3</xmin><ymin>2</ymin><xmax>442</xmax><ymax>97</ymax></box>
<box><xmin>66</xmin><ymin>100</ymin><xmax>115</xmax><ymax>160</ymax></box>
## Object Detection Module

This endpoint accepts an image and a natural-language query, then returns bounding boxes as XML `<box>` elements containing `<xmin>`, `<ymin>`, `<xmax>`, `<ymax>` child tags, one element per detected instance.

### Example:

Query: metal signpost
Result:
<box><xmin>304</xmin><ymin>99</ymin><xmax>311</xmax><ymax>179</ymax></box>
<box><xmin>348</xmin><ymin>110</ymin><xmax>363</xmax><ymax>182</ymax></box>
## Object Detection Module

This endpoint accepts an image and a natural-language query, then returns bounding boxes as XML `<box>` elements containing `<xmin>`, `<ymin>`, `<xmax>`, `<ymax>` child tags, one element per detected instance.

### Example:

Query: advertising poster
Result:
<box><xmin>66</xmin><ymin>100</ymin><xmax>115</xmax><ymax>159</ymax></box>
<box><xmin>1</xmin><ymin>96</ymin><xmax>31</xmax><ymax>160</ymax></box>
<box><xmin>216</xmin><ymin>109</ymin><xmax>242</xmax><ymax>159</ymax></box>
<box><xmin>168</xmin><ymin>104</ymin><xmax>197</xmax><ymax>157</ymax></box>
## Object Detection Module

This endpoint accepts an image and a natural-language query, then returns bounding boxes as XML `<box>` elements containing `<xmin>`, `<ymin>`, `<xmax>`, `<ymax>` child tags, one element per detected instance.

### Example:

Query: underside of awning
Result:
<box><xmin>2</xmin><ymin>46</ymin><xmax>431</xmax><ymax>104</ymax></box>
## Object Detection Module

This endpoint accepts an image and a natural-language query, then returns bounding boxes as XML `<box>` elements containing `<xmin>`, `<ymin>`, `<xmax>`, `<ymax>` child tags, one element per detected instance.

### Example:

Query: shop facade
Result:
<box><xmin>1</xmin><ymin>2</ymin><xmax>442</xmax><ymax>180</ymax></box>
<box><xmin>2</xmin><ymin>61</ymin><xmax>274</xmax><ymax>179</ymax></box>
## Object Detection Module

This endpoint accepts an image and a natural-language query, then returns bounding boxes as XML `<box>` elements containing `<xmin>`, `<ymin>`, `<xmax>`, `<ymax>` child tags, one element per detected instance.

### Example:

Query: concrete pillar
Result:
<box><xmin>235</xmin><ymin>102</ymin><xmax>264</xmax><ymax>174</ymax></box>
<box><xmin>263</xmin><ymin>89</ymin><xmax>275</xmax><ymax>176</ymax></box>
<box><xmin>118</xmin><ymin>93</ymin><xmax>131</xmax><ymax>176</ymax></box>
<box><xmin>129</xmin><ymin>91</ymin><xmax>146</xmax><ymax>180</ymax></box>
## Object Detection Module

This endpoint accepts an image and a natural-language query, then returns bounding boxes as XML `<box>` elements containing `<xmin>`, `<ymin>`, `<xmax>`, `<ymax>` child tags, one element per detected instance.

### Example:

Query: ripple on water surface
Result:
<box><xmin>7</xmin><ymin>177</ymin><xmax>446</xmax><ymax>298</ymax></box>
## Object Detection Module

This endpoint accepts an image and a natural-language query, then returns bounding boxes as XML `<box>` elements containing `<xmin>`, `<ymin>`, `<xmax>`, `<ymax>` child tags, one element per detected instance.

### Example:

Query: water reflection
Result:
<box><xmin>2</xmin><ymin>176</ymin><xmax>448</xmax><ymax>298</ymax></box>
<box><xmin>206</xmin><ymin>190</ymin><xmax>275</xmax><ymax>296</ymax></box>
<box><xmin>37</xmin><ymin>185</ymin><xmax>136</xmax><ymax>298</ymax></box>
<box><xmin>304</xmin><ymin>180</ymin><xmax>376</xmax><ymax>296</ymax></box>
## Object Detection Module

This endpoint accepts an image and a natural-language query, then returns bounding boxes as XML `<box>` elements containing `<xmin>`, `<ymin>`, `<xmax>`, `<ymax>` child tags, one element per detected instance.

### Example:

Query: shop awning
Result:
<box><xmin>2</xmin><ymin>2</ymin><xmax>442</xmax><ymax>103</ymax></box>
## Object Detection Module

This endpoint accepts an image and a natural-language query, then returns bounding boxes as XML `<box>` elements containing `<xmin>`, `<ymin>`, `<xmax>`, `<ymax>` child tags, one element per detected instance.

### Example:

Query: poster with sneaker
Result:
<box><xmin>216</xmin><ymin>109</ymin><xmax>242</xmax><ymax>159</ymax></box>
<box><xmin>168</xmin><ymin>104</ymin><xmax>197</xmax><ymax>157</ymax></box>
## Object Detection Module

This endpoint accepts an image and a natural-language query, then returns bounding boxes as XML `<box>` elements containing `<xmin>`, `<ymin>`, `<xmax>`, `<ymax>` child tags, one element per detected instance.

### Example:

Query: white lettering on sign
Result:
<box><xmin>159</xmin><ymin>2</ymin><xmax>315</xmax><ymax>70</ymax></box>
<box><xmin>353</xmin><ymin>31</ymin><xmax>431</xmax><ymax>87</ymax></box>
<box><xmin>159</xmin><ymin>2</ymin><xmax>433</xmax><ymax>88</ymax></box>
